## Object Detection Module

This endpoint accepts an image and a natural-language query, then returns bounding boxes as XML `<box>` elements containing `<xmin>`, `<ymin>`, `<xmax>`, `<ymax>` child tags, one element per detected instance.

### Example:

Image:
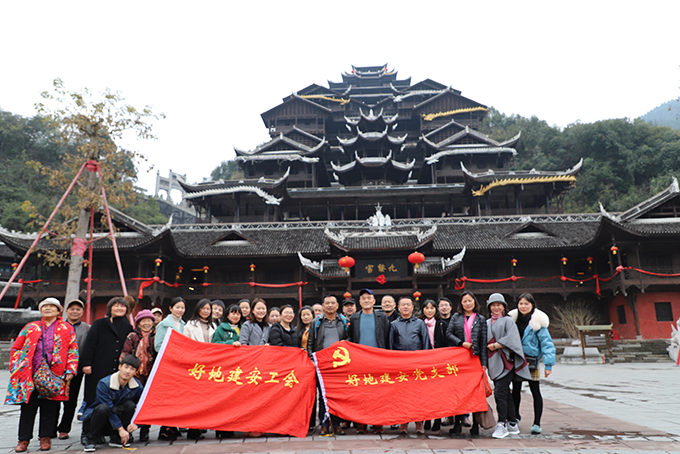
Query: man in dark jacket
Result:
<box><xmin>307</xmin><ymin>294</ymin><xmax>348</xmax><ymax>436</ymax></box>
<box><xmin>55</xmin><ymin>299</ymin><xmax>90</xmax><ymax>440</ymax></box>
<box><xmin>82</xmin><ymin>355</ymin><xmax>144</xmax><ymax>451</ymax></box>
<box><xmin>348</xmin><ymin>288</ymin><xmax>390</xmax><ymax>434</ymax></box>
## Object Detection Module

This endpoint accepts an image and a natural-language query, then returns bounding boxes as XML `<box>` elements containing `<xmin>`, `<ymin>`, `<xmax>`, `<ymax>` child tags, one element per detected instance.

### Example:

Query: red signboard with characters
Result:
<box><xmin>132</xmin><ymin>330</ymin><xmax>316</xmax><ymax>438</ymax></box>
<box><xmin>314</xmin><ymin>341</ymin><xmax>488</xmax><ymax>425</ymax></box>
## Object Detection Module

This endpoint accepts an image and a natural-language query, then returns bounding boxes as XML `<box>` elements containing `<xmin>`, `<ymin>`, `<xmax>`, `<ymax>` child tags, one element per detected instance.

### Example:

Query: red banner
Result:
<box><xmin>315</xmin><ymin>341</ymin><xmax>488</xmax><ymax>425</ymax></box>
<box><xmin>133</xmin><ymin>330</ymin><xmax>316</xmax><ymax>438</ymax></box>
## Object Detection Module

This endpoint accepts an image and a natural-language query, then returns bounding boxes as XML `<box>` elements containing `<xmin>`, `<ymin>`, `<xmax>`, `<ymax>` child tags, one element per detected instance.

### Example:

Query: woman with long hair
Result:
<box><xmin>153</xmin><ymin>297</ymin><xmax>186</xmax><ymax>441</ymax></box>
<box><xmin>183</xmin><ymin>299</ymin><xmax>215</xmax><ymax>440</ymax></box>
<box><xmin>7</xmin><ymin>298</ymin><xmax>78</xmax><ymax>453</ymax></box>
<box><xmin>212</xmin><ymin>304</ymin><xmax>242</xmax><ymax>345</ymax></box>
<box><xmin>295</xmin><ymin>305</ymin><xmax>316</xmax><ymax>430</ymax></box>
<box><xmin>445</xmin><ymin>291</ymin><xmax>488</xmax><ymax>436</ymax></box>
<box><xmin>509</xmin><ymin>293</ymin><xmax>555</xmax><ymax>435</ymax></box>
<box><xmin>269</xmin><ymin>305</ymin><xmax>300</xmax><ymax>347</ymax></box>
<box><xmin>184</xmin><ymin>299</ymin><xmax>216</xmax><ymax>344</ymax></box>
<box><xmin>119</xmin><ymin>309</ymin><xmax>156</xmax><ymax>442</ymax></box>
<box><xmin>419</xmin><ymin>299</ymin><xmax>446</xmax><ymax>432</ymax></box>
<box><xmin>239</xmin><ymin>298</ymin><xmax>270</xmax><ymax>345</ymax></box>
<box><xmin>486</xmin><ymin>293</ymin><xmax>531</xmax><ymax>439</ymax></box>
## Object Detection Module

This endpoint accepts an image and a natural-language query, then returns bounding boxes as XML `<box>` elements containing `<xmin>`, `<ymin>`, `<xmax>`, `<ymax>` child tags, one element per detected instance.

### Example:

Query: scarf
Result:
<box><xmin>199</xmin><ymin>318</ymin><xmax>211</xmax><ymax>342</ymax></box>
<box><xmin>170</xmin><ymin>314</ymin><xmax>182</xmax><ymax>331</ymax></box>
<box><xmin>490</xmin><ymin>312</ymin><xmax>503</xmax><ymax>322</ymax></box>
<box><xmin>464</xmin><ymin>312</ymin><xmax>477</xmax><ymax>343</ymax></box>
<box><xmin>516</xmin><ymin>310</ymin><xmax>532</xmax><ymax>337</ymax></box>
<box><xmin>135</xmin><ymin>331</ymin><xmax>151</xmax><ymax>379</ymax></box>
<box><xmin>424</xmin><ymin>317</ymin><xmax>436</xmax><ymax>348</ymax></box>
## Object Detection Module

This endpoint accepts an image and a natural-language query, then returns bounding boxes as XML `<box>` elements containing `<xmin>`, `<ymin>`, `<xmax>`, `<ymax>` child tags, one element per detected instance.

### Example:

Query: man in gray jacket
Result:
<box><xmin>348</xmin><ymin>288</ymin><xmax>390</xmax><ymax>434</ymax></box>
<box><xmin>307</xmin><ymin>294</ymin><xmax>348</xmax><ymax>436</ymax></box>
<box><xmin>56</xmin><ymin>299</ymin><xmax>90</xmax><ymax>440</ymax></box>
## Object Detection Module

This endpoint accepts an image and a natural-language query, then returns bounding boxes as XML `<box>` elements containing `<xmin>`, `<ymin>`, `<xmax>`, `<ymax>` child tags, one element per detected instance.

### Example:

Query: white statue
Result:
<box><xmin>669</xmin><ymin>317</ymin><xmax>680</xmax><ymax>364</ymax></box>
<box><xmin>367</xmin><ymin>204</ymin><xmax>392</xmax><ymax>228</ymax></box>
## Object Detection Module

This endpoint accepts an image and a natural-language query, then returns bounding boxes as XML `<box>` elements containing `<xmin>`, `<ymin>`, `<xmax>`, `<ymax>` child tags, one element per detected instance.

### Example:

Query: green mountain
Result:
<box><xmin>641</xmin><ymin>99</ymin><xmax>680</xmax><ymax>130</ymax></box>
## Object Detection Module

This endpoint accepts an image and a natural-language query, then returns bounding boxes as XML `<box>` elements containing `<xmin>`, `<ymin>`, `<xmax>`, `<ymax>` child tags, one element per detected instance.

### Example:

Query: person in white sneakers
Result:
<box><xmin>485</xmin><ymin>293</ymin><xmax>531</xmax><ymax>438</ymax></box>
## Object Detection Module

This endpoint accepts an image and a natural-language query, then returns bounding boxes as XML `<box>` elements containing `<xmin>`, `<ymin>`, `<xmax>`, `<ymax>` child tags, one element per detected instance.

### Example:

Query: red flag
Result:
<box><xmin>133</xmin><ymin>330</ymin><xmax>316</xmax><ymax>438</ymax></box>
<box><xmin>314</xmin><ymin>341</ymin><xmax>488</xmax><ymax>425</ymax></box>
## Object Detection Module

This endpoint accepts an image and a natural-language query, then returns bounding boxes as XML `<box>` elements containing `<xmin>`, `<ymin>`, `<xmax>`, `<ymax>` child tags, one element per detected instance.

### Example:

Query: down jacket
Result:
<box><xmin>5</xmin><ymin>318</ymin><xmax>78</xmax><ymax>405</ymax></box>
<box><xmin>445</xmin><ymin>312</ymin><xmax>488</xmax><ymax>367</ymax></box>
<box><xmin>508</xmin><ymin>308</ymin><xmax>556</xmax><ymax>371</ymax></box>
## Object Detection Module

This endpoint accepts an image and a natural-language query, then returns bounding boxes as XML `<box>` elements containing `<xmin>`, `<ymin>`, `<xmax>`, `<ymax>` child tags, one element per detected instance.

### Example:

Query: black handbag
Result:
<box><xmin>525</xmin><ymin>354</ymin><xmax>539</xmax><ymax>371</ymax></box>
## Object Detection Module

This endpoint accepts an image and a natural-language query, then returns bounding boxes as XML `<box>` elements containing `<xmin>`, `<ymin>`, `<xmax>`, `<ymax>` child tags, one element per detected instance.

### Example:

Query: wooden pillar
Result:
<box><xmin>625</xmin><ymin>287</ymin><xmax>642</xmax><ymax>338</ymax></box>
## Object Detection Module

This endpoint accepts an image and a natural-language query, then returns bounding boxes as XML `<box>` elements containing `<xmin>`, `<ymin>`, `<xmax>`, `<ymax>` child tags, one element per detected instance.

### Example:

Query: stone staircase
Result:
<box><xmin>553</xmin><ymin>338</ymin><xmax>672</xmax><ymax>363</ymax></box>
<box><xmin>610</xmin><ymin>338</ymin><xmax>672</xmax><ymax>363</ymax></box>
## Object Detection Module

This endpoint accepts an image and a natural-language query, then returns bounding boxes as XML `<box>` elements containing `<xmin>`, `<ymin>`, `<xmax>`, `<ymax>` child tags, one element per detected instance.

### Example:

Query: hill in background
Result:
<box><xmin>641</xmin><ymin>99</ymin><xmax>680</xmax><ymax>130</ymax></box>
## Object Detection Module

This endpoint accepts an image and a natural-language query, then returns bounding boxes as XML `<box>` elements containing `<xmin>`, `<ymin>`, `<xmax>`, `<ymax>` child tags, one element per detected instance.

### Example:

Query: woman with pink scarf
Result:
<box><xmin>445</xmin><ymin>291</ymin><xmax>488</xmax><ymax>436</ymax></box>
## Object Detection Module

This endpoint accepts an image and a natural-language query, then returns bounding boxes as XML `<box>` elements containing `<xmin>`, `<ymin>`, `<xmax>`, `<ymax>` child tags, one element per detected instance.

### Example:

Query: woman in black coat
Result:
<box><xmin>80</xmin><ymin>297</ymin><xmax>133</xmax><ymax>405</ymax></box>
<box><xmin>269</xmin><ymin>305</ymin><xmax>300</xmax><ymax>347</ymax></box>
<box><xmin>445</xmin><ymin>291</ymin><xmax>488</xmax><ymax>436</ymax></box>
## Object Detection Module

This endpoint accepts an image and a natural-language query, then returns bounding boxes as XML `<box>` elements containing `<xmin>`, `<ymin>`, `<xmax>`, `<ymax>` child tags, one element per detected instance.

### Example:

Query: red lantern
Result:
<box><xmin>155</xmin><ymin>258</ymin><xmax>162</xmax><ymax>267</ymax></box>
<box><xmin>203</xmin><ymin>266</ymin><xmax>209</xmax><ymax>273</ymax></box>
<box><xmin>408</xmin><ymin>251</ymin><xmax>425</xmax><ymax>269</ymax></box>
<box><xmin>561</xmin><ymin>257</ymin><xmax>568</xmax><ymax>266</ymax></box>
<box><xmin>511</xmin><ymin>258</ymin><xmax>518</xmax><ymax>267</ymax></box>
<box><xmin>343</xmin><ymin>292</ymin><xmax>352</xmax><ymax>299</ymax></box>
<box><xmin>587</xmin><ymin>256</ymin><xmax>593</xmax><ymax>265</ymax></box>
<box><xmin>177</xmin><ymin>266</ymin><xmax>183</xmax><ymax>273</ymax></box>
<box><xmin>82</xmin><ymin>260</ymin><xmax>90</xmax><ymax>268</ymax></box>
<box><xmin>338</xmin><ymin>256</ymin><xmax>355</xmax><ymax>273</ymax></box>
<box><xmin>250</xmin><ymin>263</ymin><xmax>256</xmax><ymax>272</ymax></box>
<box><xmin>413</xmin><ymin>291</ymin><xmax>422</xmax><ymax>301</ymax></box>
<box><xmin>11</xmin><ymin>262</ymin><xmax>19</xmax><ymax>271</ymax></box>
<box><xmin>610</xmin><ymin>246</ymin><xmax>618</xmax><ymax>255</ymax></box>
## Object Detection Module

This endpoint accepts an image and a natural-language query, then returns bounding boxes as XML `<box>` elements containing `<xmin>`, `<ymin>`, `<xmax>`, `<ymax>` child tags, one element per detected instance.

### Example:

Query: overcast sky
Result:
<box><xmin>1</xmin><ymin>1</ymin><xmax>679</xmax><ymax>199</ymax></box>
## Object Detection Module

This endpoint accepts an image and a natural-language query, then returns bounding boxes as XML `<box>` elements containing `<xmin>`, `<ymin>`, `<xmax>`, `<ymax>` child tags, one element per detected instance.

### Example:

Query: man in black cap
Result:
<box><xmin>55</xmin><ymin>299</ymin><xmax>90</xmax><ymax>440</ymax></box>
<box><xmin>348</xmin><ymin>288</ymin><xmax>390</xmax><ymax>434</ymax></box>
<box><xmin>341</xmin><ymin>297</ymin><xmax>357</xmax><ymax>318</ymax></box>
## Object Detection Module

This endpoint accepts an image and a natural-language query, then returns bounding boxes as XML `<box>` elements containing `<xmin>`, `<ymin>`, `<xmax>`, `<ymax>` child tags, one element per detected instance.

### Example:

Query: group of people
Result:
<box><xmin>6</xmin><ymin>288</ymin><xmax>555</xmax><ymax>451</ymax></box>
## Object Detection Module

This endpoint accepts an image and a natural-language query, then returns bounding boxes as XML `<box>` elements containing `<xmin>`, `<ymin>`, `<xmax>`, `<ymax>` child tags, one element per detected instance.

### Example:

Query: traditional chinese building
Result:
<box><xmin>1</xmin><ymin>65</ymin><xmax>679</xmax><ymax>341</ymax></box>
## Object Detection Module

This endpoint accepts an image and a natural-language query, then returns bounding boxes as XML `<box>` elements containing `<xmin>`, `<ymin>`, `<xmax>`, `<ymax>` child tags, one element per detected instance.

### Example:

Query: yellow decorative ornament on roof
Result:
<box><xmin>472</xmin><ymin>175</ymin><xmax>577</xmax><ymax>197</ymax></box>
<box><xmin>300</xmin><ymin>95</ymin><xmax>350</xmax><ymax>105</ymax></box>
<box><xmin>422</xmin><ymin>107</ymin><xmax>488</xmax><ymax>121</ymax></box>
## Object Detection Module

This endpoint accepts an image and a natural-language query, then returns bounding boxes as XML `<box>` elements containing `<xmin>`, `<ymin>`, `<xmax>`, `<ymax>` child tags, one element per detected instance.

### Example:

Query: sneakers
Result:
<box><xmin>531</xmin><ymin>424</ymin><xmax>542</xmax><ymax>434</ymax></box>
<box><xmin>108</xmin><ymin>434</ymin><xmax>131</xmax><ymax>448</ymax></box>
<box><xmin>83</xmin><ymin>437</ymin><xmax>96</xmax><ymax>452</ymax></box>
<box><xmin>507</xmin><ymin>421</ymin><xmax>520</xmax><ymax>435</ymax></box>
<box><xmin>492</xmin><ymin>422</ymin><xmax>509</xmax><ymax>439</ymax></box>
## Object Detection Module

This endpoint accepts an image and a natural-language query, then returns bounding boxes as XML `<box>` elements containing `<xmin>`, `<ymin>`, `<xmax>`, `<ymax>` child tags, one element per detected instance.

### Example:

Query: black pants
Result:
<box><xmin>18</xmin><ymin>392</ymin><xmax>59</xmax><ymax>441</ymax></box>
<box><xmin>56</xmin><ymin>372</ymin><xmax>84</xmax><ymax>434</ymax></box>
<box><xmin>316</xmin><ymin>381</ymin><xmax>340</xmax><ymax>429</ymax></box>
<box><xmin>512</xmin><ymin>379</ymin><xmax>543</xmax><ymax>426</ymax></box>
<box><xmin>493</xmin><ymin>372</ymin><xmax>517</xmax><ymax>424</ymax></box>
<box><xmin>87</xmin><ymin>400</ymin><xmax>136</xmax><ymax>438</ymax></box>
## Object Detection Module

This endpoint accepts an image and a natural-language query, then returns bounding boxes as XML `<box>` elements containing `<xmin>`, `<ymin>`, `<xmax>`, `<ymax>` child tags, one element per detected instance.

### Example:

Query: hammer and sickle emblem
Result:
<box><xmin>332</xmin><ymin>346</ymin><xmax>351</xmax><ymax>368</ymax></box>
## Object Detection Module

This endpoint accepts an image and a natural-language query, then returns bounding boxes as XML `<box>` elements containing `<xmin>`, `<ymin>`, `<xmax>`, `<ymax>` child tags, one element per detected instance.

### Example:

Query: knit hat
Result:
<box><xmin>135</xmin><ymin>309</ymin><xmax>155</xmax><ymax>325</ymax></box>
<box><xmin>39</xmin><ymin>297</ymin><xmax>63</xmax><ymax>311</ymax></box>
<box><xmin>486</xmin><ymin>293</ymin><xmax>507</xmax><ymax>308</ymax></box>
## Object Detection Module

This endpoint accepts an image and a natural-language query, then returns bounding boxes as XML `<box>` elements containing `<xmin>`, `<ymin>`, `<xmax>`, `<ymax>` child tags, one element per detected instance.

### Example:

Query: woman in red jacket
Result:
<box><xmin>6</xmin><ymin>298</ymin><xmax>78</xmax><ymax>453</ymax></box>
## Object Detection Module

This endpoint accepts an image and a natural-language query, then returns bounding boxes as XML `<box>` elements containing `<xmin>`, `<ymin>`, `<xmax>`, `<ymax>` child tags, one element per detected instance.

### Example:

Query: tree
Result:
<box><xmin>211</xmin><ymin>160</ymin><xmax>244</xmax><ymax>181</ymax></box>
<box><xmin>24</xmin><ymin>79</ymin><xmax>164</xmax><ymax>303</ymax></box>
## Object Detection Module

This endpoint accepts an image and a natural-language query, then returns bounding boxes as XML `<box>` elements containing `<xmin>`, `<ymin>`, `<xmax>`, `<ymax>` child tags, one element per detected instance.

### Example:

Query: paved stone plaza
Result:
<box><xmin>1</xmin><ymin>362</ymin><xmax>678</xmax><ymax>453</ymax></box>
